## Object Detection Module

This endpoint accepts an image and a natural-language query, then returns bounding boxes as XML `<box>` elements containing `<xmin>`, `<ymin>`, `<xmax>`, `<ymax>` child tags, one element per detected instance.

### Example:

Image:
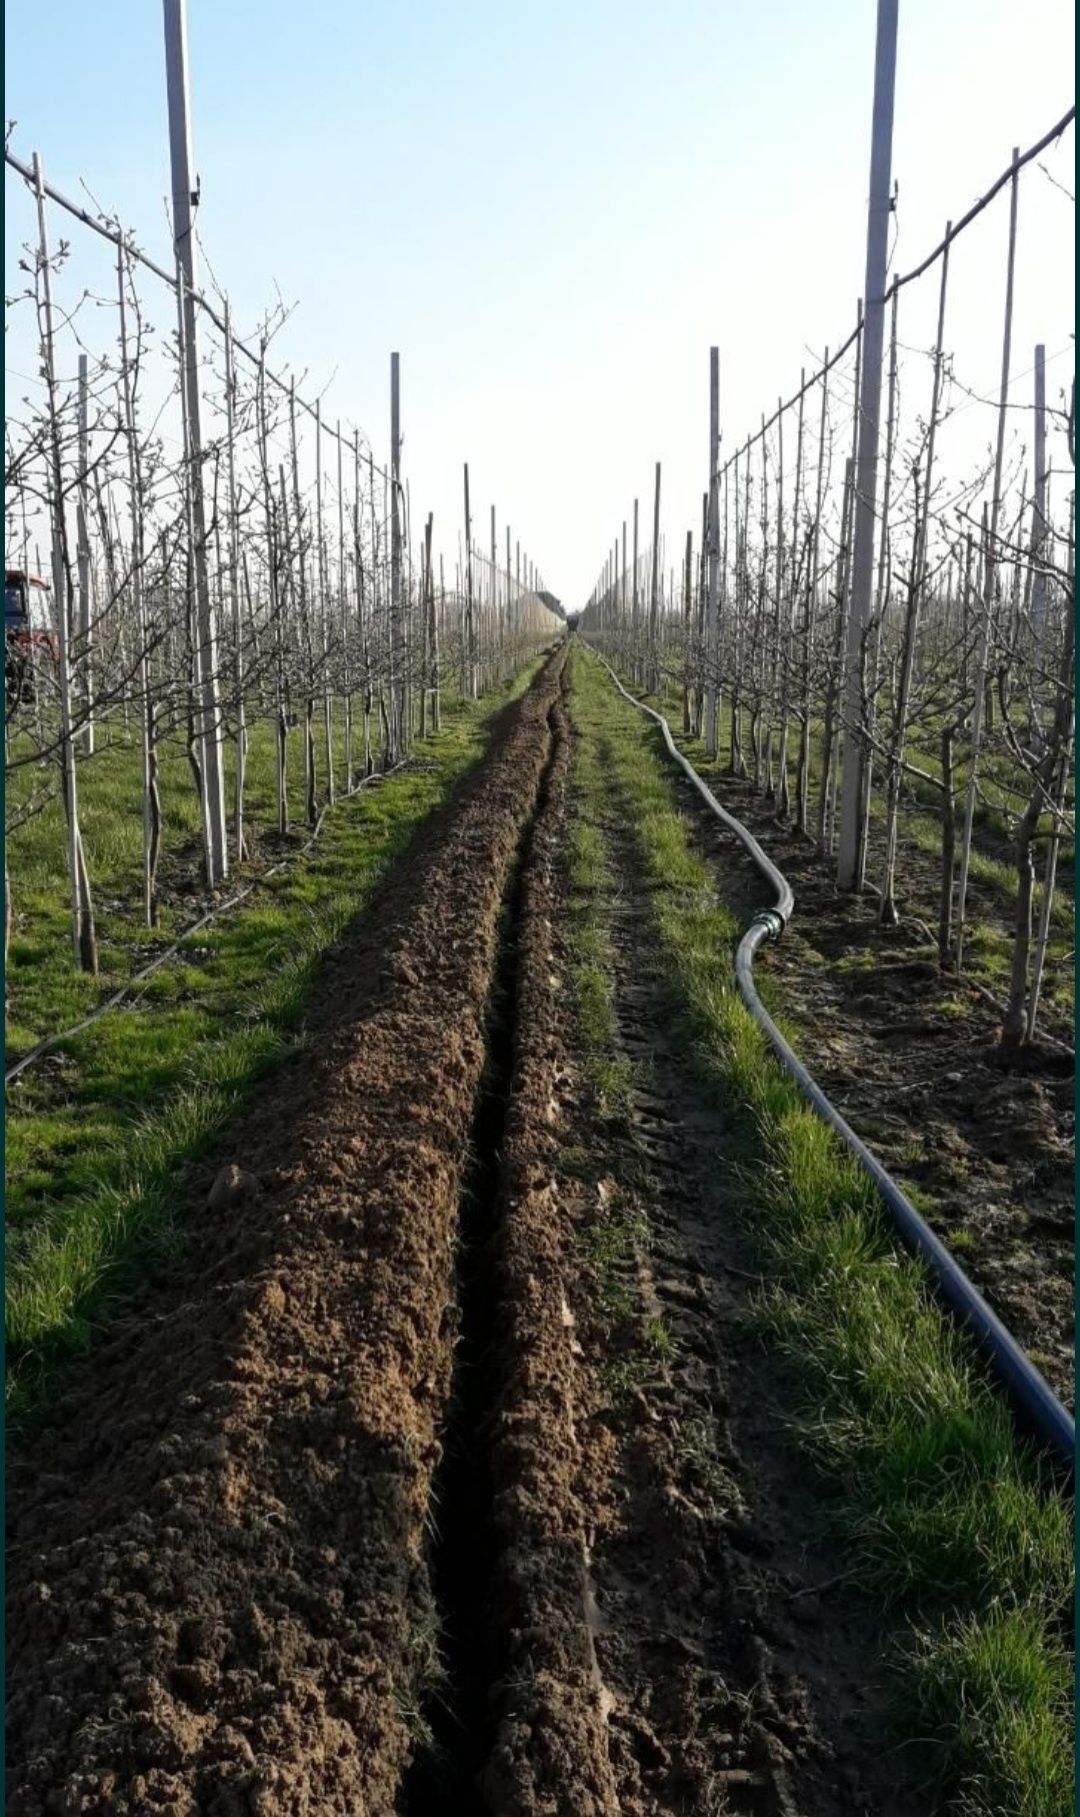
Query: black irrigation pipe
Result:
<box><xmin>587</xmin><ymin>644</ymin><xmax>1075</xmax><ymax>1477</ymax></box>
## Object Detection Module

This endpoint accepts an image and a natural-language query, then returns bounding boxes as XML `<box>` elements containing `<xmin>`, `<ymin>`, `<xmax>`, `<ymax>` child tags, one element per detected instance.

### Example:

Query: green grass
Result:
<box><xmin>568</xmin><ymin>643</ymin><xmax>1073</xmax><ymax>1817</ymax></box>
<box><xmin>560</xmin><ymin>714</ymin><xmax>661</xmax><ymax>1353</ymax></box>
<box><xmin>900</xmin><ymin>1605</ymin><xmax>1075</xmax><ymax>1817</ymax></box>
<box><xmin>563</xmin><ymin>767</ymin><xmax>637</xmax><ymax>1124</ymax></box>
<box><xmin>632</xmin><ymin>671</ymin><xmax>1075</xmax><ymax>1025</ymax></box>
<box><xmin>6</xmin><ymin>662</ymin><xmax>547</xmax><ymax>1427</ymax></box>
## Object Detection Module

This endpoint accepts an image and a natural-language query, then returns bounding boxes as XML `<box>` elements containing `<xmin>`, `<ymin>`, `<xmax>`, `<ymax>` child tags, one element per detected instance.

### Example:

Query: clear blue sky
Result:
<box><xmin>5</xmin><ymin>0</ymin><xmax>1075</xmax><ymax>603</ymax></box>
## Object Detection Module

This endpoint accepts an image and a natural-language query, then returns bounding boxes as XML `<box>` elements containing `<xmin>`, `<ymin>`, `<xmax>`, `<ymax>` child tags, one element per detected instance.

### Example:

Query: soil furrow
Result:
<box><xmin>468</xmin><ymin>685</ymin><xmax>916</xmax><ymax>1813</ymax></box>
<box><xmin>479</xmin><ymin>666</ymin><xmax>625</xmax><ymax>1816</ymax></box>
<box><xmin>403</xmin><ymin>685</ymin><xmax>568</xmax><ymax>1811</ymax></box>
<box><xmin>6</xmin><ymin>651</ymin><xmax>565</xmax><ymax>1816</ymax></box>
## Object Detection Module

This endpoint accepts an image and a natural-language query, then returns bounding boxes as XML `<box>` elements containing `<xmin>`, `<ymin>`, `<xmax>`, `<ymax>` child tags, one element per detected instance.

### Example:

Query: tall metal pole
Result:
<box><xmin>315</xmin><ymin>397</ymin><xmax>333</xmax><ymax>802</ymax></box>
<box><xmin>705</xmin><ymin>347</ymin><xmax>721</xmax><ymax>754</ymax></box>
<box><xmin>162</xmin><ymin>0</ymin><xmax>227</xmax><ymax>884</ymax></box>
<box><xmin>463</xmin><ymin>462</ymin><xmax>476</xmax><ymax>697</ymax></box>
<box><xmin>1030</xmin><ymin>343</ymin><xmax>1048</xmax><ymax>638</ymax></box>
<box><xmin>649</xmin><ymin>462</ymin><xmax>662</xmax><ymax>692</ymax></box>
<box><xmin>390</xmin><ymin>351</ymin><xmax>403</xmax><ymax>752</ymax></box>
<box><xmin>117</xmin><ymin>238</ymin><xmax>157</xmax><ymax>925</ymax></box>
<box><xmin>632</xmin><ymin>498</ymin><xmax>640</xmax><ymax>678</ymax></box>
<box><xmin>956</xmin><ymin>152</ymin><xmax>1020</xmax><ymax>969</ymax></box>
<box><xmin>224</xmin><ymin>300</ymin><xmax>245</xmax><ymax>853</ymax></box>
<box><xmin>33</xmin><ymin>153</ymin><xmax>84</xmax><ymax>965</ymax></box>
<box><xmin>337</xmin><ymin>418</ymin><xmax>353</xmax><ymax>788</ymax></box>
<box><xmin>836</xmin><ymin>0</ymin><xmax>898</xmax><ymax>889</ymax></box>
<box><xmin>76</xmin><ymin>353</ymin><xmax>93</xmax><ymax>755</ymax></box>
<box><xmin>491</xmin><ymin>502</ymin><xmax>497</xmax><ymax>667</ymax></box>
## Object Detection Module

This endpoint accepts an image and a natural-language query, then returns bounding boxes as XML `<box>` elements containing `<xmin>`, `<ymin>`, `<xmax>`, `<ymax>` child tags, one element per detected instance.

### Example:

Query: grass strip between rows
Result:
<box><xmin>5</xmin><ymin>663</ymin><xmax>544</xmax><ymax>1430</ymax></box>
<box><xmin>569</xmin><ymin>645</ymin><xmax>1073</xmax><ymax>1817</ymax></box>
<box><xmin>562</xmin><ymin>701</ymin><xmax>679</xmax><ymax>1381</ymax></box>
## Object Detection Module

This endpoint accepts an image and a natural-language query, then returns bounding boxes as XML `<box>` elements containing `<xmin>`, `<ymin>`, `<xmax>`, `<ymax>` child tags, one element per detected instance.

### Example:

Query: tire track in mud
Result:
<box><xmin>590</xmin><ymin>789</ymin><xmax>860</xmax><ymax>1817</ymax></box>
<box><xmin>6</xmin><ymin>652</ymin><xmax>568</xmax><ymax>1817</ymax></box>
<box><xmin>474</xmin><ymin>688</ymin><xmax>916</xmax><ymax>1815</ymax></box>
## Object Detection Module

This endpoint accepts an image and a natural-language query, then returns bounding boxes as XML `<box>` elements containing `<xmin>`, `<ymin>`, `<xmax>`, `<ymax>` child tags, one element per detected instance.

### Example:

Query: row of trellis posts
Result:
<box><xmin>582</xmin><ymin>41</ymin><xmax>1075</xmax><ymax>1052</ymax></box>
<box><xmin>4</xmin><ymin>2</ymin><xmax>561</xmax><ymax>980</ymax></box>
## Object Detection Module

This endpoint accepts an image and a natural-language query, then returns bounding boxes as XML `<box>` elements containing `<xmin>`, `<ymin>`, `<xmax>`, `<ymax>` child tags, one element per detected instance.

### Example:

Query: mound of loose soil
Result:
<box><xmin>6</xmin><ymin>653</ymin><xmax>565</xmax><ymax>1815</ymax></box>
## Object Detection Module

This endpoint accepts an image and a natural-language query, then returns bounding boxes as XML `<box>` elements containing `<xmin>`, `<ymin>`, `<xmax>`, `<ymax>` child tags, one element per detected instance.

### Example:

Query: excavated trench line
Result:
<box><xmin>5</xmin><ymin>649</ymin><xmax>568</xmax><ymax>1817</ymax></box>
<box><xmin>479</xmin><ymin>675</ymin><xmax>624</xmax><ymax>1817</ymax></box>
<box><xmin>403</xmin><ymin>681</ymin><xmax>567</xmax><ymax>1811</ymax></box>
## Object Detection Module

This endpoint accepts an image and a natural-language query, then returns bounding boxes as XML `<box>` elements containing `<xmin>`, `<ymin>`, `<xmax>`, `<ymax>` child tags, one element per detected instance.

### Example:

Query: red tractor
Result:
<box><xmin>5</xmin><ymin>569</ymin><xmax>58</xmax><ymax>709</ymax></box>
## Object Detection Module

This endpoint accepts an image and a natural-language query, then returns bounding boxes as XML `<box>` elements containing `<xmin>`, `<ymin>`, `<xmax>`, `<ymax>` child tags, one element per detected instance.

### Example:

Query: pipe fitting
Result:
<box><xmin>751</xmin><ymin>908</ymin><xmax>785</xmax><ymax>942</ymax></box>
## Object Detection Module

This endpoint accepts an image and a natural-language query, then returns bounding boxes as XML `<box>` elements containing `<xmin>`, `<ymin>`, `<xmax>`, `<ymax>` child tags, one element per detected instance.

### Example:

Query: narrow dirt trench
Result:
<box><xmin>5</xmin><ymin>653</ymin><xmax>569</xmax><ymax>1817</ymax></box>
<box><xmin>462</xmin><ymin>668</ymin><xmax>918</xmax><ymax>1816</ymax></box>
<box><xmin>6</xmin><ymin>648</ymin><xmax>920</xmax><ymax>1815</ymax></box>
<box><xmin>403</xmin><ymin>690</ymin><xmax>566</xmax><ymax>1811</ymax></box>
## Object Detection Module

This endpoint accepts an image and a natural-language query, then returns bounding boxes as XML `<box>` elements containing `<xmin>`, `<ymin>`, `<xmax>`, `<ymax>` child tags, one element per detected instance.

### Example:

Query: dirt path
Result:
<box><xmin>668</xmin><ymin>766</ymin><xmax>1074</xmax><ymax>1409</ymax></box>
<box><xmin>471</xmin><ymin>696</ymin><xmax>915</xmax><ymax>1814</ymax></box>
<box><xmin>9</xmin><ymin>649</ymin><xmax>941</xmax><ymax>1814</ymax></box>
<box><xmin>6</xmin><ymin>654</ymin><xmax>567</xmax><ymax>1816</ymax></box>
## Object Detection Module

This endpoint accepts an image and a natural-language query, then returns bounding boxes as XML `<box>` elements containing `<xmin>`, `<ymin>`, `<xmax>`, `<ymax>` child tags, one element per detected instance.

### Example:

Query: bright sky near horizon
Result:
<box><xmin>4</xmin><ymin>0</ymin><xmax>1075</xmax><ymax>606</ymax></box>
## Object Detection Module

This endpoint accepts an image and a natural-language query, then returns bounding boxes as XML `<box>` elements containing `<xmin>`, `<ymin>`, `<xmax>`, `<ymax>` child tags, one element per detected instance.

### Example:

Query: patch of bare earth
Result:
<box><xmin>476</xmin><ymin>708</ymin><xmax>916</xmax><ymax>1815</ymax></box>
<box><xmin>480</xmin><ymin>673</ymin><xmax>623</xmax><ymax>1815</ymax></box>
<box><xmin>6</xmin><ymin>653</ymin><xmax>565</xmax><ymax>1816</ymax></box>
<box><xmin>671</xmin><ymin>764</ymin><xmax>1075</xmax><ymax>1409</ymax></box>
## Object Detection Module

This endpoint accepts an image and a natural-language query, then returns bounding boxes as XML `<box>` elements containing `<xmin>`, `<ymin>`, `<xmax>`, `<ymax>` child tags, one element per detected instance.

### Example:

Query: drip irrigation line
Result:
<box><xmin>586</xmin><ymin>642</ymin><xmax>1075</xmax><ymax>1477</ymax></box>
<box><xmin>5</xmin><ymin>761</ymin><xmax>406</xmax><ymax>1090</ymax></box>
